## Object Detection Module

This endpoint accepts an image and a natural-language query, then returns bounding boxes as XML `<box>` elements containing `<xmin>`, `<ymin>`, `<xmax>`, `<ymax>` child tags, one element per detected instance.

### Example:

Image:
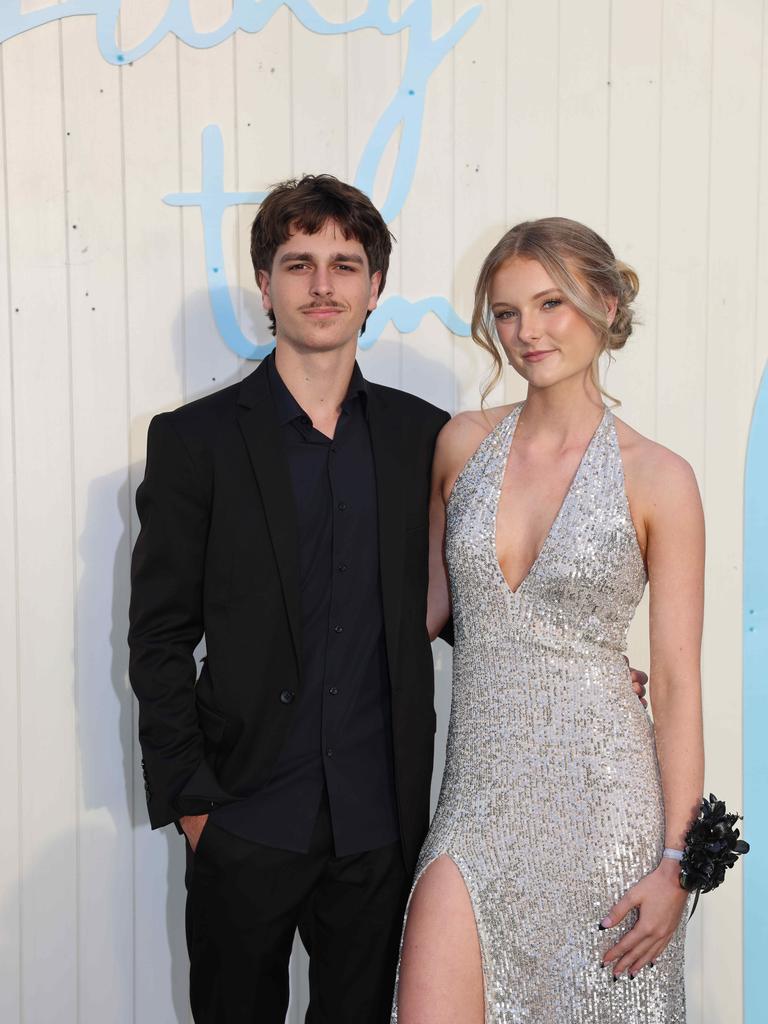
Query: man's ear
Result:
<box><xmin>257</xmin><ymin>269</ymin><xmax>272</xmax><ymax>311</ymax></box>
<box><xmin>368</xmin><ymin>269</ymin><xmax>382</xmax><ymax>311</ymax></box>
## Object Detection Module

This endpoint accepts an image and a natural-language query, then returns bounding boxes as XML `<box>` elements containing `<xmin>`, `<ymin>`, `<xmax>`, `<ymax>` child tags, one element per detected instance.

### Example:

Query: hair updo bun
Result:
<box><xmin>608</xmin><ymin>262</ymin><xmax>640</xmax><ymax>350</ymax></box>
<box><xmin>471</xmin><ymin>217</ymin><xmax>640</xmax><ymax>403</ymax></box>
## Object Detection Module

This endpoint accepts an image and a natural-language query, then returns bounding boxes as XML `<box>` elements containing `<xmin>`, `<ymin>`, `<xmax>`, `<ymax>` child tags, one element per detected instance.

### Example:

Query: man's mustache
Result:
<box><xmin>299</xmin><ymin>301</ymin><xmax>346</xmax><ymax>310</ymax></box>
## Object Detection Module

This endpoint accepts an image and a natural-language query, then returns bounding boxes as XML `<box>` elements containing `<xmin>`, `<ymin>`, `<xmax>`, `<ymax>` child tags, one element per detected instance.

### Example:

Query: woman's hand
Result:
<box><xmin>600</xmin><ymin>859</ymin><xmax>688</xmax><ymax>977</ymax></box>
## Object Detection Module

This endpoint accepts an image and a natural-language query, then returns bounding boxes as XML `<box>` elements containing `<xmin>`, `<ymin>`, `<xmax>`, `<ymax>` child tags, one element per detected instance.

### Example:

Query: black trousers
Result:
<box><xmin>185</xmin><ymin>793</ymin><xmax>410</xmax><ymax>1023</ymax></box>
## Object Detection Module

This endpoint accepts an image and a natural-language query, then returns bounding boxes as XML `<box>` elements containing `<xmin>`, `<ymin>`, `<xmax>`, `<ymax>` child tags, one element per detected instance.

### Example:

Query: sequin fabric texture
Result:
<box><xmin>392</xmin><ymin>404</ymin><xmax>687</xmax><ymax>1023</ymax></box>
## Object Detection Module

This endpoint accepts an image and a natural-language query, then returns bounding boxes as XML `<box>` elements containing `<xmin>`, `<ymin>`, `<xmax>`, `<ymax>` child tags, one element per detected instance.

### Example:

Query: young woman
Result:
<box><xmin>393</xmin><ymin>218</ymin><xmax>704</xmax><ymax>1023</ymax></box>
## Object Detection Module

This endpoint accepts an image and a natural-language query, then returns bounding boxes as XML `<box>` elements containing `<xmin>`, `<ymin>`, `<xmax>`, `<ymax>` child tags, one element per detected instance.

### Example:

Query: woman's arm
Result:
<box><xmin>602</xmin><ymin>448</ymin><xmax>705</xmax><ymax>977</ymax></box>
<box><xmin>426</xmin><ymin>427</ymin><xmax>453</xmax><ymax>642</ymax></box>
<box><xmin>646</xmin><ymin>453</ymin><xmax>705</xmax><ymax>847</ymax></box>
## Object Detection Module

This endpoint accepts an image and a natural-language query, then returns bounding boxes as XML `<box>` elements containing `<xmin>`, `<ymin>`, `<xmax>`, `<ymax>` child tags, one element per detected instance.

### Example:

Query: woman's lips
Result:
<box><xmin>522</xmin><ymin>349</ymin><xmax>555</xmax><ymax>362</ymax></box>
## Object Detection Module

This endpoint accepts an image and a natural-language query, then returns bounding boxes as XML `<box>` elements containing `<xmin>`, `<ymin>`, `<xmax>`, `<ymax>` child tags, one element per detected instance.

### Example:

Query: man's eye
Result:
<box><xmin>288</xmin><ymin>263</ymin><xmax>308</xmax><ymax>271</ymax></box>
<box><xmin>336</xmin><ymin>264</ymin><xmax>356</xmax><ymax>272</ymax></box>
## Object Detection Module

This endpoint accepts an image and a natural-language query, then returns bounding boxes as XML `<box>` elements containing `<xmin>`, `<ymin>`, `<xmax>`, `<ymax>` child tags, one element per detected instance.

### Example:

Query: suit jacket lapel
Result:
<box><xmin>236</xmin><ymin>363</ymin><xmax>302</xmax><ymax>676</ymax></box>
<box><xmin>367</xmin><ymin>384</ymin><xmax>406</xmax><ymax>686</ymax></box>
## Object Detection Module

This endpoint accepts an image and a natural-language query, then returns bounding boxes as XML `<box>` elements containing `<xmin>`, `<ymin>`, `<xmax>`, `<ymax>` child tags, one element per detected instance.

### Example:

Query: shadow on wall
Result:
<box><xmin>73</xmin><ymin>468</ymin><xmax>190</xmax><ymax>1022</ymax></box>
<box><xmin>82</xmin><ymin>294</ymin><xmax>249</xmax><ymax>1022</ymax></box>
<box><xmin>70</xmin><ymin>291</ymin><xmax>240</xmax><ymax>1022</ymax></box>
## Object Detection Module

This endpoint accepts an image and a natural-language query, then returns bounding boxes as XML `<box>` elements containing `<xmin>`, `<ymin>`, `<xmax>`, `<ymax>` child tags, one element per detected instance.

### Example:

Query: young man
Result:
<box><xmin>128</xmin><ymin>176</ymin><xmax>448</xmax><ymax>1023</ymax></box>
<box><xmin>128</xmin><ymin>176</ymin><xmax>646</xmax><ymax>1022</ymax></box>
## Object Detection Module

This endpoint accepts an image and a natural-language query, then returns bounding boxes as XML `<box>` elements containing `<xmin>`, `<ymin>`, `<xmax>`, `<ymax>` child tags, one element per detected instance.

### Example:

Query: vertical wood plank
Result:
<box><xmin>234</xmin><ymin>5</ymin><xmax>293</xmax><ymax>365</ymax></box>
<box><xmin>605</xmin><ymin>0</ymin><xmax>663</xmax><ymax>441</ymax></box>
<box><xmin>557</xmin><ymin>0</ymin><xmax>611</xmax><ymax>232</ymax></box>
<box><xmin>505</xmin><ymin>0</ymin><xmax>559</xmax><ymax>222</ymax></box>
<box><xmin>399</xmin><ymin>0</ymin><xmax>456</xmax><ymax>411</ymax></box>
<box><xmin>452</xmin><ymin>0</ymin><xmax>509</xmax><ymax>413</ymax></box>
<box><xmin>0</xmin><ymin>46</ymin><xmax>21</xmax><ymax>1024</ymax></box>
<box><xmin>119</xmin><ymin>9</ymin><xmax>189</xmax><ymax>1020</ymax></box>
<box><xmin>60</xmin><ymin>15</ymin><xmax>134</xmax><ymax>1024</ymax></box>
<box><xmin>499</xmin><ymin>0</ymin><xmax>560</xmax><ymax>407</ymax></box>
<box><xmin>652</xmin><ymin>7</ymin><xmax>715</xmax><ymax>1012</ymax></box>
<box><xmin>178</xmin><ymin>7</ymin><xmax>242</xmax><ymax>401</ymax></box>
<box><xmin>655</xmin><ymin>0</ymin><xmax>712</xmax><ymax>484</ymax></box>
<box><xmin>604</xmin><ymin>4</ymin><xmax>664</xmax><ymax>850</ymax></box>
<box><xmin>350</xmin><ymin>7</ymin><xmax>403</xmax><ymax>391</ymax></box>
<box><xmin>3</xmin><ymin>21</ymin><xmax>78</xmax><ymax>1024</ymax></box>
<box><xmin>291</xmin><ymin>4</ymin><xmax>348</xmax><ymax>181</ymax></box>
<box><xmin>756</xmin><ymin>1</ymin><xmax>768</xmax><ymax>389</ymax></box>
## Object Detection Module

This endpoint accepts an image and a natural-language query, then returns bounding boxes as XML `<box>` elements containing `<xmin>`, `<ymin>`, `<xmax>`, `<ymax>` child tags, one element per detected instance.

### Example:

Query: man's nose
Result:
<box><xmin>309</xmin><ymin>269</ymin><xmax>333</xmax><ymax>296</ymax></box>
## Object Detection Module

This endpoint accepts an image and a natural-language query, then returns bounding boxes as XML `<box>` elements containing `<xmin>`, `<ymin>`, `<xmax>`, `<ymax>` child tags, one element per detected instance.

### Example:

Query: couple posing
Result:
<box><xmin>128</xmin><ymin>175</ymin><xmax>703</xmax><ymax>1023</ymax></box>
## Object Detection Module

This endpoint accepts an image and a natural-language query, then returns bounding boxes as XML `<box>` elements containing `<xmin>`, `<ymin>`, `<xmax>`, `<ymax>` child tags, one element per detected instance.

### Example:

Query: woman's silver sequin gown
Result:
<box><xmin>393</xmin><ymin>404</ymin><xmax>687</xmax><ymax>1023</ymax></box>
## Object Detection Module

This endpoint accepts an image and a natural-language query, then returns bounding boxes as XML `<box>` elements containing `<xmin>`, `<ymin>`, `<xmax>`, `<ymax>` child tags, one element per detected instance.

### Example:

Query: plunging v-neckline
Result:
<box><xmin>494</xmin><ymin>405</ymin><xmax>609</xmax><ymax>596</ymax></box>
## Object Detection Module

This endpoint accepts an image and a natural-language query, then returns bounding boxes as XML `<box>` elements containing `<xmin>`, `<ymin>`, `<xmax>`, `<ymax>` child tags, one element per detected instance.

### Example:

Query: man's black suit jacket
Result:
<box><xmin>128</xmin><ymin>359</ymin><xmax>450</xmax><ymax>874</ymax></box>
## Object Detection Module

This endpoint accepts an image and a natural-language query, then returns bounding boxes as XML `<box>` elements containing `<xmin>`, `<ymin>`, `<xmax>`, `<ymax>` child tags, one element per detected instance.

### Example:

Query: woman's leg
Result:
<box><xmin>397</xmin><ymin>855</ymin><xmax>484</xmax><ymax>1024</ymax></box>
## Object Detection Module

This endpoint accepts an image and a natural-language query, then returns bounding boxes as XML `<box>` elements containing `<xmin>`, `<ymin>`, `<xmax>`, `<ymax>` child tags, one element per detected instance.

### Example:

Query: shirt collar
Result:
<box><xmin>266</xmin><ymin>350</ymin><xmax>369</xmax><ymax>426</ymax></box>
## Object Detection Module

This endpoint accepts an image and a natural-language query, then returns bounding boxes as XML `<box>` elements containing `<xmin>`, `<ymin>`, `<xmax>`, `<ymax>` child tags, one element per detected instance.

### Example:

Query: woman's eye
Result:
<box><xmin>495</xmin><ymin>310</ymin><xmax>516</xmax><ymax>321</ymax></box>
<box><xmin>543</xmin><ymin>298</ymin><xmax>562</xmax><ymax>310</ymax></box>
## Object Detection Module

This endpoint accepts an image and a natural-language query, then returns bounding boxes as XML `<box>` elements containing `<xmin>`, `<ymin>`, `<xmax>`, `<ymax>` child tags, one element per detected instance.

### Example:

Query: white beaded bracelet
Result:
<box><xmin>662</xmin><ymin>848</ymin><xmax>684</xmax><ymax>861</ymax></box>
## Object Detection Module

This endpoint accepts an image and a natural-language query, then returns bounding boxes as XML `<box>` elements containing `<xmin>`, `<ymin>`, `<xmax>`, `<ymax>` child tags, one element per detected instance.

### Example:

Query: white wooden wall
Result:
<box><xmin>1</xmin><ymin>2</ymin><xmax>764</xmax><ymax>1021</ymax></box>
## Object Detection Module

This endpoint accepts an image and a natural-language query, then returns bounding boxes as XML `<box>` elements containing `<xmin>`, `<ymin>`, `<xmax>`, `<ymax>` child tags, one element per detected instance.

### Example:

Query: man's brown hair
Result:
<box><xmin>250</xmin><ymin>174</ymin><xmax>394</xmax><ymax>336</ymax></box>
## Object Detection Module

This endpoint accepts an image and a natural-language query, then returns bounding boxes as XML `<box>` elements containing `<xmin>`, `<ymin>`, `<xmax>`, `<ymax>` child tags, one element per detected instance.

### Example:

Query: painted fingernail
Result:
<box><xmin>600</xmin><ymin>917</ymin><xmax>611</xmax><ymax>929</ymax></box>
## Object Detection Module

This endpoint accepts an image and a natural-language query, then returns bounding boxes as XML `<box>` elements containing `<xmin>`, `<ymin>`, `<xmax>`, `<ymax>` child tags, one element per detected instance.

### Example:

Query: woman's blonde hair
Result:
<box><xmin>471</xmin><ymin>217</ymin><xmax>639</xmax><ymax>404</ymax></box>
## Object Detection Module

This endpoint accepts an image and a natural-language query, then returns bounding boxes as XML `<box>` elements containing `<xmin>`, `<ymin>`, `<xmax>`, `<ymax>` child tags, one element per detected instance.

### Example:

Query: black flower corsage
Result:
<box><xmin>679</xmin><ymin>794</ymin><xmax>749</xmax><ymax>917</ymax></box>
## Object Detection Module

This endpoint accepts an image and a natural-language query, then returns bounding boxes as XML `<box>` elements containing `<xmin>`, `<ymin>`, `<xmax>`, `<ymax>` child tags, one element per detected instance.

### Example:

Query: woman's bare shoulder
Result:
<box><xmin>612</xmin><ymin>414</ymin><xmax>701</xmax><ymax>499</ymax></box>
<box><xmin>448</xmin><ymin>403</ymin><xmax>518</xmax><ymax>435</ymax></box>
<box><xmin>434</xmin><ymin>404</ymin><xmax>519</xmax><ymax>494</ymax></box>
<box><xmin>437</xmin><ymin>404</ymin><xmax>515</xmax><ymax>455</ymax></box>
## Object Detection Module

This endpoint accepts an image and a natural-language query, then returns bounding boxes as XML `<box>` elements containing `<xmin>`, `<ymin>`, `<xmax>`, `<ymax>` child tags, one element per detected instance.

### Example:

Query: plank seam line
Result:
<box><xmin>0</xmin><ymin>38</ymin><xmax>24</xmax><ymax>1024</ymax></box>
<box><xmin>653</xmin><ymin>0</ymin><xmax>664</xmax><ymax>448</ymax></box>
<box><xmin>451</xmin><ymin>0</ymin><xmax>456</xmax><ymax>412</ymax></box>
<box><xmin>605</xmin><ymin>0</ymin><xmax>612</xmax><ymax>238</ymax></box>
<box><xmin>754</xmin><ymin>0</ymin><xmax>766</xmax><ymax>391</ymax></box>
<box><xmin>702</xmin><ymin>0</ymin><xmax>715</xmax><ymax>506</ymax></box>
<box><xmin>289</xmin><ymin>13</ymin><xmax>294</xmax><ymax>177</ymax></box>
<box><xmin>57</xmin><ymin>17</ymin><xmax>80</xmax><ymax>1023</ymax></box>
<box><xmin>233</xmin><ymin>33</ymin><xmax>243</xmax><ymax>353</ymax></box>
<box><xmin>114</xmin><ymin>9</ymin><xmax>136</xmax><ymax>1019</ymax></box>
<box><xmin>555</xmin><ymin>0</ymin><xmax>561</xmax><ymax>214</ymax></box>
<box><xmin>175</xmin><ymin>37</ymin><xmax>187</xmax><ymax>404</ymax></box>
<box><xmin>345</xmin><ymin>0</ymin><xmax>349</xmax><ymax>183</ymax></box>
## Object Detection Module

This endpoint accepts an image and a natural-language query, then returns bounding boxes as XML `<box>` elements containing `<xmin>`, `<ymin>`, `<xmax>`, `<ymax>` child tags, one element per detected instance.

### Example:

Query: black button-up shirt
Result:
<box><xmin>210</xmin><ymin>353</ymin><xmax>400</xmax><ymax>855</ymax></box>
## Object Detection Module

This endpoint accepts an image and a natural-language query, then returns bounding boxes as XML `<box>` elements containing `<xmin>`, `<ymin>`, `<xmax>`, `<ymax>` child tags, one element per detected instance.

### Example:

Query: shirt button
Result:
<box><xmin>326</xmin><ymin>748</ymin><xmax>334</xmax><ymax>758</ymax></box>
<box><xmin>333</xmin><ymin>625</ymin><xmax>343</xmax><ymax>634</ymax></box>
<box><xmin>337</xmin><ymin>563</ymin><xmax>348</xmax><ymax>573</ymax></box>
<box><xmin>300</xmin><ymin>415</ymin><xmax>311</xmax><ymax>426</ymax></box>
<box><xmin>328</xmin><ymin>686</ymin><xmax>339</xmax><ymax>695</ymax></box>
<box><xmin>337</xmin><ymin>501</ymin><xmax>347</xmax><ymax>511</ymax></box>
<box><xmin>330</xmin><ymin>445</ymin><xmax>337</xmax><ymax>453</ymax></box>
<box><xmin>279</xmin><ymin>689</ymin><xmax>295</xmax><ymax>704</ymax></box>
